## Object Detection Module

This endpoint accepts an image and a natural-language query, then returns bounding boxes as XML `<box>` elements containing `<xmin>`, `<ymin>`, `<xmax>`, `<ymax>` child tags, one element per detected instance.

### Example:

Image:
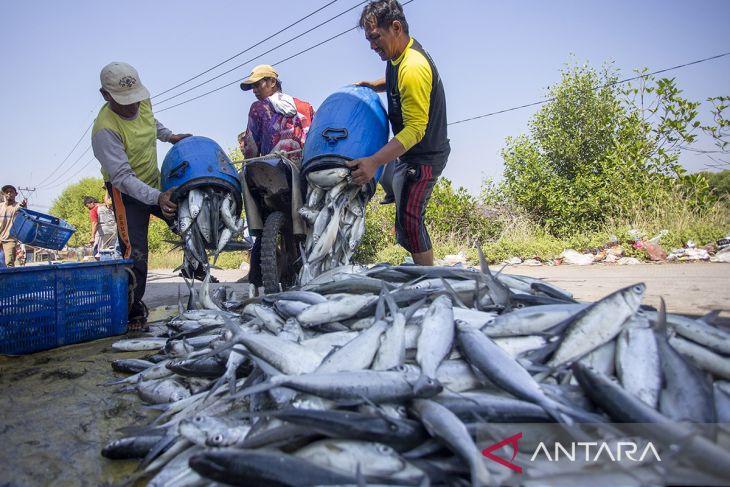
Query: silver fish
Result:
<box><xmin>548</xmin><ymin>283</ymin><xmax>645</xmax><ymax>367</ymax></box>
<box><xmin>297</xmin><ymin>294</ymin><xmax>378</xmax><ymax>326</ymax></box>
<box><xmin>294</xmin><ymin>439</ymin><xmax>425</xmax><ymax>483</ymax></box>
<box><xmin>188</xmin><ymin>189</ymin><xmax>204</xmax><ymax>219</ymax></box>
<box><xmin>616</xmin><ymin>320</ymin><xmax>661</xmax><ymax>408</ymax></box>
<box><xmin>137</xmin><ymin>378</ymin><xmax>191</xmax><ymax>404</ymax></box>
<box><xmin>198</xmin><ymin>271</ymin><xmax>221</xmax><ymax>311</ymax></box>
<box><xmin>307</xmin><ymin>167</ymin><xmax>350</xmax><ymax>189</ymax></box>
<box><xmin>316</xmin><ymin>320</ymin><xmax>387</xmax><ymax>373</ymax></box>
<box><xmin>411</xmin><ymin>399</ymin><xmax>491</xmax><ymax>487</ymax></box>
<box><xmin>415</xmin><ymin>295</ymin><xmax>454</xmax><ymax>395</ymax></box>
<box><xmin>669</xmin><ymin>334</ymin><xmax>730</xmax><ymax>380</ymax></box>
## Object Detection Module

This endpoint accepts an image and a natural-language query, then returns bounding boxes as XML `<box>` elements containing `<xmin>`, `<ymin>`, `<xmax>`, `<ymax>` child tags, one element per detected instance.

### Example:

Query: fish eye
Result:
<box><xmin>193</xmin><ymin>416</ymin><xmax>204</xmax><ymax>423</ymax></box>
<box><xmin>377</xmin><ymin>444</ymin><xmax>392</xmax><ymax>454</ymax></box>
<box><xmin>211</xmin><ymin>434</ymin><xmax>223</xmax><ymax>444</ymax></box>
<box><xmin>633</xmin><ymin>284</ymin><xmax>643</xmax><ymax>293</ymax></box>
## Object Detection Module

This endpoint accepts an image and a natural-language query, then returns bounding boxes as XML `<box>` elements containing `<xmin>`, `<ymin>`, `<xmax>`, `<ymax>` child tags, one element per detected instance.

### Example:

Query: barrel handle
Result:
<box><xmin>322</xmin><ymin>128</ymin><xmax>348</xmax><ymax>143</ymax></box>
<box><xmin>169</xmin><ymin>160</ymin><xmax>189</xmax><ymax>178</ymax></box>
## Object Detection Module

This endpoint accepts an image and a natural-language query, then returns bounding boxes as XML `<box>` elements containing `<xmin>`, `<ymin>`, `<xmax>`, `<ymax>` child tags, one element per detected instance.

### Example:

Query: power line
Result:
<box><xmin>154</xmin><ymin>0</ymin><xmax>369</xmax><ymax>108</ymax></box>
<box><xmin>37</xmin><ymin>145</ymin><xmax>92</xmax><ymax>189</ymax></box>
<box><xmin>448</xmin><ymin>51</ymin><xmax>730</xmax><ymax>126</ymax></box>
<box><xmin>34</xmin><ymin>118</ymin><xmax>96</xmax><ymax>186</ymax></box>
<box><xmin>40</xmin><ymin>156</ymin><xmax>98</xmax><ymax>190</ymax></box>
<box><xmin>156</xmin><ymin>26</ymin><xmax>360</xmax><ymax>113</ymax></box>
<box><xmin>38</xmin><ymin>1</ymin><xmax>368</xmax><ymax>190</ymax></box>
<box><xmin>152</xmin><ymin>0</ymin><xmax>339</xmax><ymax>100</ymax></box>
<box><xmin>156</xmin><ymin>0</ymin><xmax>416</xmax><ymax>113</ymax></box>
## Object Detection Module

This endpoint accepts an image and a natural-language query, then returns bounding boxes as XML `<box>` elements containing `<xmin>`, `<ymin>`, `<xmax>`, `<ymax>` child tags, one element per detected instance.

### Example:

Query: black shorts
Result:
<box><xmin>392</xmin><ymin>158</ymin><xmax>446</xmax><ymax>254</ymax></box>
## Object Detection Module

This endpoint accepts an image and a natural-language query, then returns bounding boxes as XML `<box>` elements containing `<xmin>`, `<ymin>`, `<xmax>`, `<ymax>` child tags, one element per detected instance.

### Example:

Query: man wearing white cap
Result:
<box><xmin>91</xmin><ymin>61</ymin><xmax>191</xmax><ymax>331</ymax></box>
<box><xmin>239</xmin><ymin>64</ymin><xmax>315</xmax><ymax>289</ymax></box>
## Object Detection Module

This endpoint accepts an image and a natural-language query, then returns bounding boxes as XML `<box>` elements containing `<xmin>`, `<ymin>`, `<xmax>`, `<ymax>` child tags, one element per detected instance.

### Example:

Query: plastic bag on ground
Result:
<box><xmin>560</xmin><ymin>249</ymin><xmax>594</xmax><ymax>266</ymax></box>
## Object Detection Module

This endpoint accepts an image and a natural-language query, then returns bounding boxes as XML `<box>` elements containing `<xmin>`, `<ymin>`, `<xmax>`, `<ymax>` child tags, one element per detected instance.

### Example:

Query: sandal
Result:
<box><xmin>127</xmin><ymin>319</ymin><xmax>150</xmax><ymax>333</ymax></box>
<box><xmin>127</xmin><ymin>301</ymin><xmax>150</xmax><ymax>333</ymax></box>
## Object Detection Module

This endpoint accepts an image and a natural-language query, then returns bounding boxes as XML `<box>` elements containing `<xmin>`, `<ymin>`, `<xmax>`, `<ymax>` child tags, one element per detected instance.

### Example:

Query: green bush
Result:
<box><xmin>50</xmin><ymin>177</ymin><xmax>107</xmax><ymax>247</ymax></box>
<box><xmin>697</xmin><ymin>170</ymin><xmax>730</xmax><ymax>200</ymax></box>
<box><xmin>501</xmin><ymin>62</ymin><xmax>715</xmax><ymax>237</ymax></box>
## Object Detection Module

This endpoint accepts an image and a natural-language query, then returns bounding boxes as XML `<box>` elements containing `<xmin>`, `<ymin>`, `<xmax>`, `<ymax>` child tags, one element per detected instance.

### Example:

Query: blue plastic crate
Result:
<box><xmin>10</xmin><ymin>208</ymin><xmax>76</xmax><ymax>250</ymax></box>
<box><xmin>0</xmin><ymin>260</ymin><xmax>131</xmax><ymax>354</ymax></box>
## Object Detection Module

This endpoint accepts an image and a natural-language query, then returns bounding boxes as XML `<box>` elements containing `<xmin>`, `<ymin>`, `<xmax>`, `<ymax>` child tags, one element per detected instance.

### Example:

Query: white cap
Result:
<box><xmin>100</xmin><ymin>62</ymin><xmax>150</xmax><ymax>105</ymax></box>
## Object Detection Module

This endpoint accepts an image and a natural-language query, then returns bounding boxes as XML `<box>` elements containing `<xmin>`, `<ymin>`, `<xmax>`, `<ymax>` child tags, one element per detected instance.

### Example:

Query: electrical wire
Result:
<box><xmin>155</xmin><ymin>0</ymin><xmax>415</xmax><ymax>113</ymax></box>
<box><xmin>36</xmin><ymin>145</ymin><xmax>93</xmax><ymax>189</ymax></box>
<box><xmin>35</xmin><ymin>1</ymin><xmax>367</xmax><ymax>189</ymax></box>
<box><xmin>156</xmin><ymin>26</ymin><xmax>360</xmax><ymax>113</ymax></box>
<box><xmin>38</xmin><ymin>0</ymin><xmax>358</xmax><ymax>188</ymax></box>
<box><xmin>449</xmin><ymin>51</ymin><xmax>730</xmax><ymax>126</ymax></box>
<box><xmin>34</xmin><ymin>118</ymin><xmax>95</xmax><ymax>187</ymax></box>
<box><xmin>154</xmin><ymin>0</ymin><xmax>369</xmax><ymax>108</ymax></box>
<box><xmin>40</xmin><ymin>156</ymin><xmax>98</xmax><ymax>190</ymax></box>
<box><xmin>152</xmin><ymin>0</ymin><xmax>339</xmax><ymax>100</ymax></box>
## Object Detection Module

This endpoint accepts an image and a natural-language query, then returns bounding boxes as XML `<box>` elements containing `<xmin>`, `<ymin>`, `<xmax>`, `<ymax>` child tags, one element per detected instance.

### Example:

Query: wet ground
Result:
<box><xmin>0</xmin><ymin>336</ymin><xmax>156</xmax><ymax>486</ymax></box>
<box><xmin>0</xmin><ymin>262</ymin><xmax>727</xmax><ymax>485</ymax></box>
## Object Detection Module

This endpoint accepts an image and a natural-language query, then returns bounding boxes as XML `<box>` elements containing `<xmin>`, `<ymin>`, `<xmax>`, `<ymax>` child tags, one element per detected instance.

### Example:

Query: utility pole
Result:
<box><xmin>16</xmin><ymin>187</ymin><xmax>36</xmax><ymax>205</ymax></box>
<box><xmin>17</xmin><ymin>187</ymin><xmax>36</xmax><ymax>197</ymax></box>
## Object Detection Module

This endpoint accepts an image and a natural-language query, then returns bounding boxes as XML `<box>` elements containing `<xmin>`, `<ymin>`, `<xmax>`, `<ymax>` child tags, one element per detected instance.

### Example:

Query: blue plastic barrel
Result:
<box><xmin>302</xmin><ymin>85</ymin><xmax>389</xmax><ymax>183</ymax></box>
<box><xmin>161</xmin><ymin>136</ymin><xmax>242</xmax><ymax>211</ymax></box>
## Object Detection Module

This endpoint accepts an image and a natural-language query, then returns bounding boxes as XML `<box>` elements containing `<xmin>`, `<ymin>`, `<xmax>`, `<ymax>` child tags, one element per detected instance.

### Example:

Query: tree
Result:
<box><xmin>697</xmin><ymin>169</ymin><xmax>730</xmax><ymax>199</ymax></box>
<box><xmin>50</xmin><ymin>177</ymin><xmax>107</xmax><ymax>247</ymax></box>
<box><xmin>501</xmin><ymin>62</ymin><xmax>715</xmax><ymax>236</ymax></box>
<box><xmin>50</xmin><ymin>177</ymin><xmax>177</xmax><ymax>251</ymax></box>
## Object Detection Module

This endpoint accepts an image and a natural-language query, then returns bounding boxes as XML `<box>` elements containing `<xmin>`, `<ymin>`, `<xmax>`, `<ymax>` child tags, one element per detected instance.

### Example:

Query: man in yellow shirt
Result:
<box><xmin>91</xmin><ymin>62</ymin><xmax>191</xmax><ymax>330</ymax></box>
<box><xmin>347</xmin><ymin>0</ymin><xmax>450</xmax><ymax>266</ymax></box>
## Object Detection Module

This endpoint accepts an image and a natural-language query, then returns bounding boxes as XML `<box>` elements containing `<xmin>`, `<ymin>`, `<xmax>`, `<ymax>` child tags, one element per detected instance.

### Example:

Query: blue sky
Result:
<box><xmin>1</xmin><ymin>0</ymin><xmax>728</xmax><ymax>210</ymax></box>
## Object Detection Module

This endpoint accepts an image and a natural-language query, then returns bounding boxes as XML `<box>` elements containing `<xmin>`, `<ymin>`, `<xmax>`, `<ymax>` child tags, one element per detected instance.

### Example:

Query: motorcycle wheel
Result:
<box><xmin>260</xmin><ymin>211</ymin><xmax>298</xmax><ymax>294</ymax></box>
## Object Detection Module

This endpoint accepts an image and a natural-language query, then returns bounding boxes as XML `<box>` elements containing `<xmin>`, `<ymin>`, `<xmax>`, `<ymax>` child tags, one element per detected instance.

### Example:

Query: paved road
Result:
<box><xmin>144</xmin><ymin>262</ymin><xmax>729</xmax><ymax>319</ymax></box>
<box><xmin>501</xmin><ymin>262</ymin><xmax>729</xmax><ymax>318</ymax></box>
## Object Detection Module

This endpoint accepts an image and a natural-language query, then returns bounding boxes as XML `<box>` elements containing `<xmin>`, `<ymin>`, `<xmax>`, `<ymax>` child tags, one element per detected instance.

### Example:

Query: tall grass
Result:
<box><xmin>603</xmin><ymin>198</ymin><xmax>730</xmax><ymax>252</ymax></box>
<box><xmin>148</xmin><ymin>249</ymin><xmax>247</xmax><ymax>270</ymax></box>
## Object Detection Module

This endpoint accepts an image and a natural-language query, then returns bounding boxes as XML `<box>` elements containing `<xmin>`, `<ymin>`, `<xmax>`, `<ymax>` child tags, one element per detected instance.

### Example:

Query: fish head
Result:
<box><xmin>189</xmin><ymin>451</ymin><xmax>232</xmax><ymax>481</ymax></box>
<box><xmin>622</xmin><ymin>282</ymin><xmax>647</xmax><ymax>308</ymax></box>
<box><xmin>207</xmin><ymin>427</ymin><xmax>249</xmax><ymax>447</ymax></box>
<box><xmin>413</xmin><ymin>375</ymin><xmax>444</xmax><ymax>398</ymax></box>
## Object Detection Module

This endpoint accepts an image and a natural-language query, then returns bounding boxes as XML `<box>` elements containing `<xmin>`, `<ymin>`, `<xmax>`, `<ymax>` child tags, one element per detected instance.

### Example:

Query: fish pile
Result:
<box><xmin>104</xmin><ymin>255</ymin><xmax>730</xmax><ymax>486</ymax></box>
<box><xmin>174</xmin><ymin>187</ymin><xmax>251</xmax><ymax>309</ymax></box>
<box><xmin>176</xmin><ymin>187</ymin><xmax>249</xmax><ymax>270</ymax></box>
<box><xmin>297</xmin><ymin>167</ymin><xmax>369</xmax><ymax>286</ymax></box>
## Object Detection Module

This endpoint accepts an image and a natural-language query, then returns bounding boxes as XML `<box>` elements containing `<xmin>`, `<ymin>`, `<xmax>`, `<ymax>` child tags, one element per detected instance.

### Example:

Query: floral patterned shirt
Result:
<box><xmin>242</xmin><ymin>94</ymin><xmax>314</xmax><ymax>163</ymax></box>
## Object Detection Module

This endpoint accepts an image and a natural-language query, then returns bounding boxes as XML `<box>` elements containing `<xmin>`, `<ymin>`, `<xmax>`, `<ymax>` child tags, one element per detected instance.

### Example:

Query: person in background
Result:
<box><xmin>84</xmin><ymin>196</ymin><xmax>102</xmax><ymax>258</ymax></box>
<box><xmin>0</xmin><ymin>184</ymin><xmax>28</xmax><ymax>267</ymax></box>
<box><xmin>16</xmin><ymin>243</ymin><xmax>26</xmax><ymax>266</ymax></box>
<box><xmin>237</xmin><ymin>131</ymin><xmax>246</xmax><ymax>156</ymax></box>
<box><xmin>84</xmin><ymin>194</ymin><xmax>118</xmax><ymax>260</ymax></box>
<box><xmin>347</xmin><ymin>0</ymin><xmax>450</xmax><ymax>266</ymax></box>
<box><xmin>98</xmin><ymin>192</ymin><xmax>118</xmax><ymax>255</ymax></box>
<box><xmin>239</xmin><ymin>64</ymin><xmax>315</xmax><ymax>289</ymax></box>
<box><xmin>91</xmin><ymin>61</ymin><xmax>191</xmax><ymax>331</ymax></box>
